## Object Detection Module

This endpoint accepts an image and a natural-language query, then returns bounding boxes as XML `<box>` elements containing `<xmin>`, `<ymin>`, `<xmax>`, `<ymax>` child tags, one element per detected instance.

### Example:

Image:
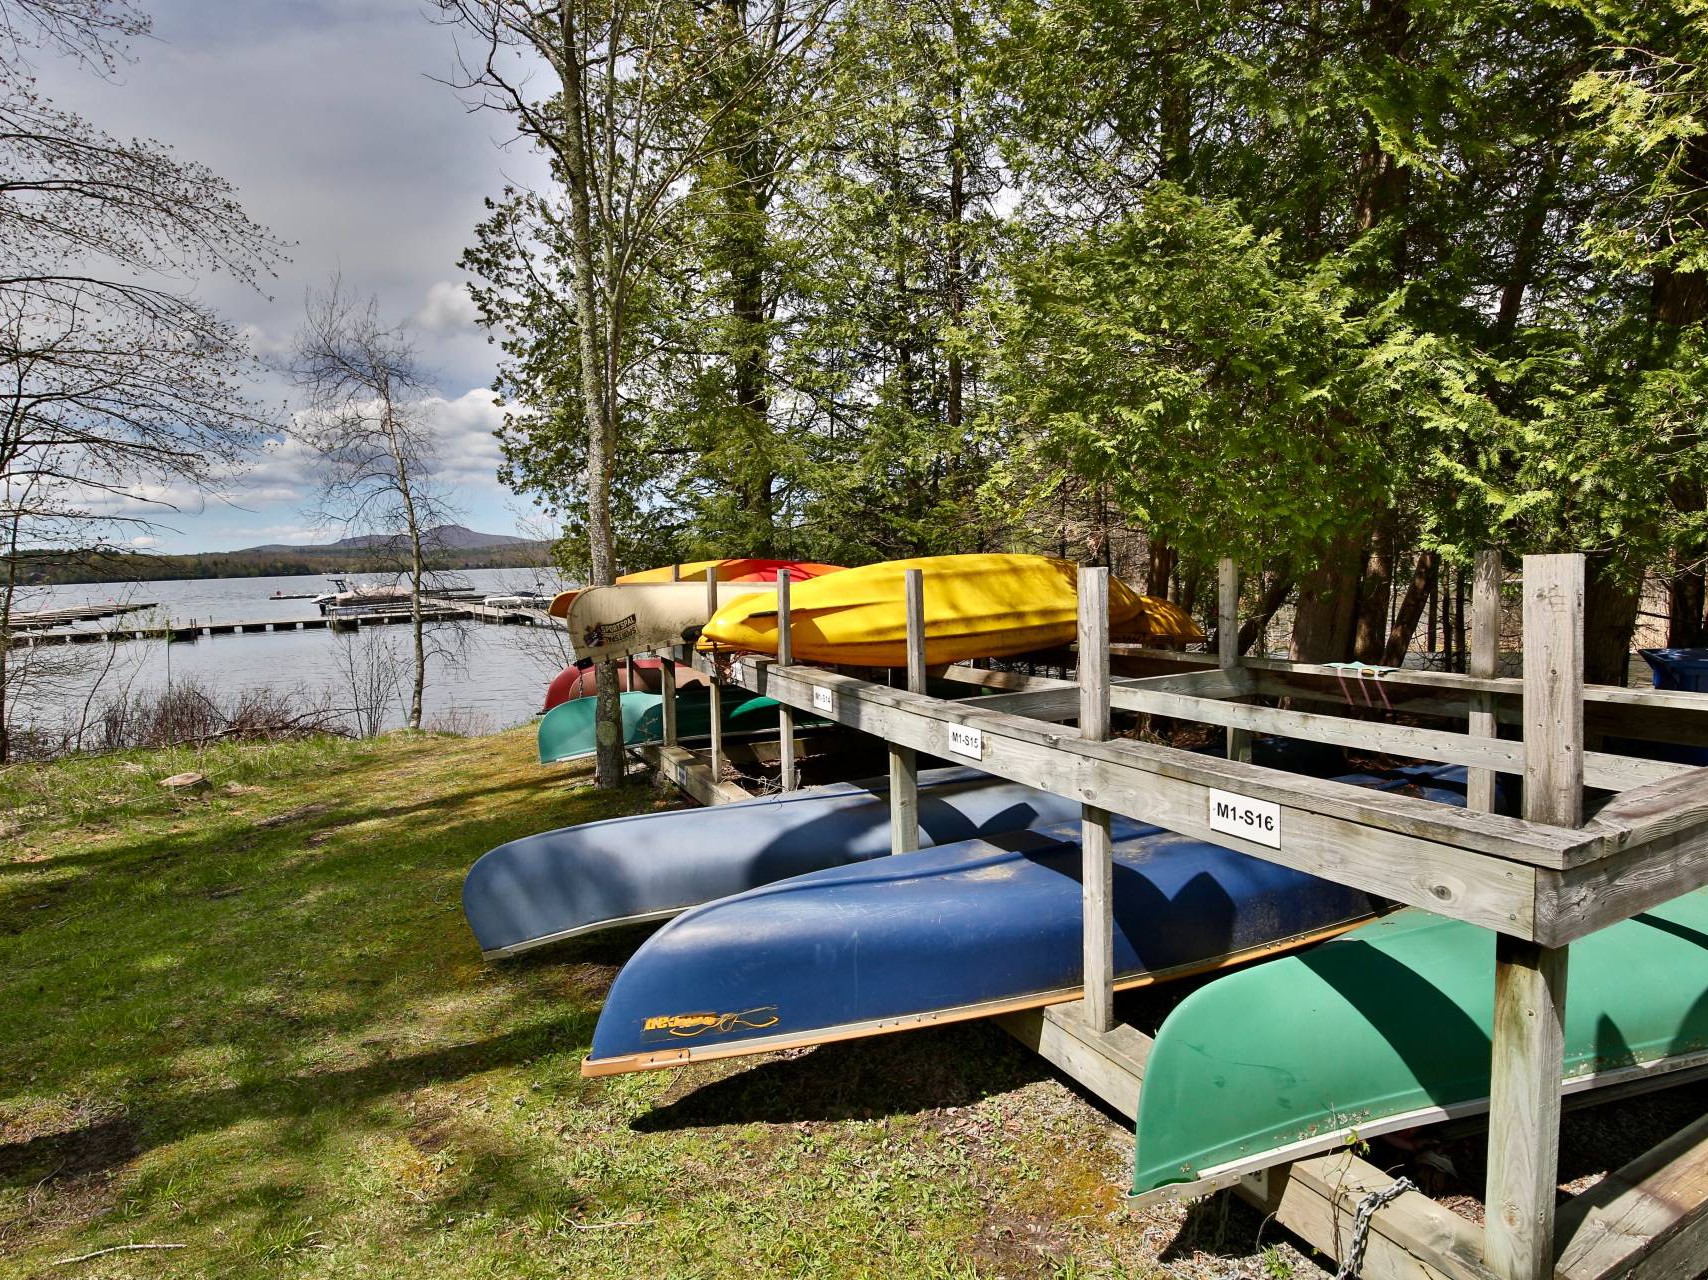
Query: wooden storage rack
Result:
<box><xmin>631</xmin><ymin>553</ymin><xmax>1708</xmax><ymax>1280</ymax></box>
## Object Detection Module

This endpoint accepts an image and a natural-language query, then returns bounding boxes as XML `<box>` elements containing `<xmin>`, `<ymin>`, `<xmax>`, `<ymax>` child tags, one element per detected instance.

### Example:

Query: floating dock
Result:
<box><xmin>623</xmin><ymin>553</ymin><xmax>1708</xmax><ymax>1280</ymax></box>
<box><xmin>3</xmin><ymin>596</ymin><xmax>548</xmax><ymax>648</ymax></box>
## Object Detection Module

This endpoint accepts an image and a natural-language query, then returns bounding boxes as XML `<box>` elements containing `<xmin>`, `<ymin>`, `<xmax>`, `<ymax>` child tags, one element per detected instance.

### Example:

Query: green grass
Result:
<box><xmin>0</xmin><ymin>728</ymin><xmax>1302</xmax><ymax>1278</ymax></box>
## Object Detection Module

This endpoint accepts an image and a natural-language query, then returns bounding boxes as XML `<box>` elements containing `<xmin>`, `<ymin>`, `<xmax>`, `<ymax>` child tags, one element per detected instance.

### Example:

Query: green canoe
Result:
<box><xmin>1131</xmin><ymin>893</ymin><xmax>1708</xmax><ymax>1202</ymax></box>
<box><xmin>537</xmin><ymin>690</ymin><xmax>787</xmax><ymax>765</ymax></box>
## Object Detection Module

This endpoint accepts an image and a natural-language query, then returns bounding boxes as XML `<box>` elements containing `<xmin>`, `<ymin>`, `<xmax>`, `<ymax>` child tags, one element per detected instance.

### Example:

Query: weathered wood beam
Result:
<box><xmin>1555</xmin><ymin>1108</ymin><xmax>1708</xmax><ymax>1280</ymax></box>
<box><xmin>1238</xmin><ymin>1150</ymin><xmax>1498</xmax><ymax>1280</ymax></box>
<box><xmin>639</xmin><ymin>742</ymin><xmax>754</xmax><ymax>807</ymax></box>
<box><xmin>691</xmin><ymin>654</ymin><xmax>1561</xmax><ymax>934</ymax></box>
<box><xmin>889</xmin><ymin>569</ymin><xmax>924</xmax><ymax>854</ymax></box>
<box><xmin>1107</xmin><ymin>682</ymin><xmax>1685</xmax><ymax>793</ymax></box>
<box><xmin>995</xmin><ymin>1001</ymin><xmax>1151</xmax><ymax>1116</ymax></box>
<box><xmin>1080</xmin><ymin>567</ymin><xmax>1115</xmax><ymax>1033</ymax></box>
<box><xmin>1469</xmin><ymin>550</ymin><xmax>1502</xmax><ymax>812</ymax></box>
<box><xmin>1220</xmin><ymin>558</ymin><xmax>1252</xmax><ymax>764</ymax></box>
<box><xmin>1484</xmin><ymin>553</ymin><xmax>1580</xmax><ymax>1280</ymax></box>
<box><xmin>777</xmin><ymin>569</ymin><xmax>796</xmax><ymax>791</ymax></box>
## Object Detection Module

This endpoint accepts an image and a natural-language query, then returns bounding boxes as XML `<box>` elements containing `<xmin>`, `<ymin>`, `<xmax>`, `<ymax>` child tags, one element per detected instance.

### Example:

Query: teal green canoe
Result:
<box><xmin>1131</xmin><ymin>894</ymin><xmax>1708</xmax><ymax>1202</ymax></box>
<box><xmin>537</xmin><ymin>690</ymin><xmax>786</xmax><ymax>765</ymax></box>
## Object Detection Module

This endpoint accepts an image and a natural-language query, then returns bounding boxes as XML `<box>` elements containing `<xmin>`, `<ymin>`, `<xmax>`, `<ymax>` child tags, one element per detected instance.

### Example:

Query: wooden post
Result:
<box><xmin>777</xmin><ymin>570</ymin><xmax>796</xmax><ymax>791</ymax></box>
<box><xmin>1080</xmin><ymin>566</ymin><xmax>1115</xmax><ymax>1033</ymax></box>
<box><xmin>660</xmin><ymin>655</ymin><xmax>678</xmax><ymax>747</ymax></box>
<box><xmin>1219</xmin><ymin>558</ymin><xmax>1251</xmax><ymax>765</ymax></box>
<box><xmin>890</xmin><ymin>569</ymin><xmax>924</xmax><ymax>853</ymax></box>
<box><xmin>1484</xmin><ymin>553</ymin><xmax>1582</xmax><ymax>1280</ymax></box>
<box><xmin>706</xmin><ymin>568</ymin><xmax>723</xmax><ymax>782</ymax></box>
<box><xmin>1468</xmin><ymin>550</ymin><xmax>1501</xmax><ymax>813</ymax></box>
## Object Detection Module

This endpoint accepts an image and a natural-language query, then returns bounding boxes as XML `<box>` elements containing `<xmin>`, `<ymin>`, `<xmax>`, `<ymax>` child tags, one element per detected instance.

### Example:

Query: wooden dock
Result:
<box><xmin>635</xmin><ymin>553</ymin><xmax>1708</xmax><ymax>1280</ymax></box>
<box><xmin>6</xmin><ymin>601</ymin><xmax>156</xmax><ymax>630</ymax></box>
<box><xmin>3</xmin><ymin>596</ymin><xmax>549</xmax><ymax>649</ymax></box>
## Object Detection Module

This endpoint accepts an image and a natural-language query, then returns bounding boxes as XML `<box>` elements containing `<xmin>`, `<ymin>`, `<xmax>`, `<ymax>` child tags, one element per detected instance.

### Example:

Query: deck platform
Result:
<box><xmin>624</xmin><ymin>553</ymin><xmax>1708</xmax><ymax>1280</ymax></box>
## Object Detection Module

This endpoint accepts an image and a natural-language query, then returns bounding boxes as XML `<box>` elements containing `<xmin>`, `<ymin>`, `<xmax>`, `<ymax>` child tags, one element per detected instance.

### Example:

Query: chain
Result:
<box><xmin>1332</xmin><ymin>1176</ymin><xmax>1417</xmax><ymax>1280</ymax></box>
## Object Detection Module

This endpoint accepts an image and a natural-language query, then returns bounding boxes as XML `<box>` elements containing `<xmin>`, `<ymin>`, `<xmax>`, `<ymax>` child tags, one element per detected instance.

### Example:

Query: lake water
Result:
<box><xmin>6</xmin><ymin>568</ymin><xmax>578</xmax><ymax>746</ymax></box>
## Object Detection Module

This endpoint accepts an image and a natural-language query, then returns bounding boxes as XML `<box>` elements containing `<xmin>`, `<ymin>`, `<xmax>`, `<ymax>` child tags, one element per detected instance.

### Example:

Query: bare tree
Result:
<box><xmin>290</xmin><ymin>280</ymin><xmax>459</xmax><ymax>732</ymax></box>
<box><xmin>0</xmin><ymin>0</ymin><xmax>280</xmax><ymax>759</ymax></box>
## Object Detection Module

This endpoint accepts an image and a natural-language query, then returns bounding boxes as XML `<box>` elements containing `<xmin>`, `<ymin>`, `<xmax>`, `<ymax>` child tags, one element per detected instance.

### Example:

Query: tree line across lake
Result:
<box><xmin>10</xmin><ymin>544</ymin><xmax>552</xmax><ymax>589</ymax></box>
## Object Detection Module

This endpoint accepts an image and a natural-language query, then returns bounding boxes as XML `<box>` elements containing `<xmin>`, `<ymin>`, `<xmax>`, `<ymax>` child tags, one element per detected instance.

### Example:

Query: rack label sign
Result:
<box><xmin>948</xmin><ymin>724</ymin><xmax>985</xmax><ymax>760</ymax></box>
<box><xmin>811</xmin><ymin>686</ymin><xmax>834</xmax><ymax>714</ymax></box>
<box><xmin>1209</xmin><ymin>789</ymin><xmax>1281</xmax><ymax>849</ymax></box>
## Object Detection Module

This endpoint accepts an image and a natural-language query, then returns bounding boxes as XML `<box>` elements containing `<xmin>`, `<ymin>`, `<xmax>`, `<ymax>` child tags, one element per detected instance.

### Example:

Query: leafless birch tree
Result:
<box><xmin>290</xmin><ymin>280</ymin><xmax>458</xmax><ymax>732</ymax></box>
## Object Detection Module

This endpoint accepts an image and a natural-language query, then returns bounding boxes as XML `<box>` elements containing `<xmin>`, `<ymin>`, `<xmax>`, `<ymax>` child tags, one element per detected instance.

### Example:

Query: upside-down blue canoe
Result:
<box><xmin>1129</xmin><ymin>890</ymin><xmax>1708</xmax><ymax>1203</ymax></box>
<box><xmin>578</xmin><ymin>764</ymin><xmax>1473</xmax><ymax>1077</ymax></box>
<box><xmin>464</xmin><ymin>767</ymin><xmax>1087</xmax><ymax>958</ymax></box>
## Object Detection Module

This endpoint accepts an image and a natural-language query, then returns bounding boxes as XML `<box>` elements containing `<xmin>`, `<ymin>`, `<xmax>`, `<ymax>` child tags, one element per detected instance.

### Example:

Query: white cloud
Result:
<box><xmin>130</xmin><ymin>535</ymin><xmax>158</xmax><ymax>548</ymax></box>
<box><xmin>411</xmin><ymin>281</ymin><xmax>480</xmax><ymax>336</ymax></box>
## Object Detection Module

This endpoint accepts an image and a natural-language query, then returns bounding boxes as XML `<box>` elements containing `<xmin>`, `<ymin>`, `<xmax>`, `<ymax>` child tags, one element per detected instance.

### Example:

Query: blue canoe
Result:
<box><xmin>464</xmin><ymin>767</ymin><xmax>1087</xmax><ymax>957</ymax></box>
<box><xmin>579</xmin><ymin>764</ymin><xmax>1472</xmax><ymax>1077</ymax></box>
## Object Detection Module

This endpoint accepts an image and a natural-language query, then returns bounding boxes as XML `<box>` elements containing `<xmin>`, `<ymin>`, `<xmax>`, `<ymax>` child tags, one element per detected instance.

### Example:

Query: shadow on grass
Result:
<box><xmin>0</xmin><ymin>1013</ymin><xmax>593</xmax><ymax>1192</ymax></box>
<box><xmin>634</xmin><ymin>1020</ymin><xmax>1049</xmax><ymax>1131</ymax></box>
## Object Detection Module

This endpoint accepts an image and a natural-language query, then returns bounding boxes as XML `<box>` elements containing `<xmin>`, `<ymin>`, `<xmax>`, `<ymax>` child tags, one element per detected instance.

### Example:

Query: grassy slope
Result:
<box><xmin>0</xmin><ymin>730</ymin><xmax>1304</xmax><ymax>1279</ymax></box>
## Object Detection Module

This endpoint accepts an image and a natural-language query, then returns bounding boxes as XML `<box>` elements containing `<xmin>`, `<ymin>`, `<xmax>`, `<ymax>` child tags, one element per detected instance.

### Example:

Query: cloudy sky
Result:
<box><xmin>34</xmin><ymin>0</ymin><xmax>552</xmax><ymax>553</ymax></box>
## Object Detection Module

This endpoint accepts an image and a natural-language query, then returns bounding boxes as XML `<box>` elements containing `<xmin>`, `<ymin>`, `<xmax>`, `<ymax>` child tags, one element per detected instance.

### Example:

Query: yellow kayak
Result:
<box><xmin>550</xmin><ymin>559</ymin><xmax>845</xmax><ymax>616</ymax></box>
<box><xmin>700</xmin><ymin>553</ymin><xmax>1202</xmax><ymax>667</ymax></box>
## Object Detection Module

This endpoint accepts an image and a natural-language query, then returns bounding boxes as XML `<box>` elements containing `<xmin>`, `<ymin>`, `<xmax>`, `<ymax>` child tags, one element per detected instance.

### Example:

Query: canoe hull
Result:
<box><xmin>567</xmin><ymin>582</ymin><xmax>775</xmax><ymax>663</ymax></box>
<box><xmin>1130</xmin><ymin>895</ymin><xmax>1708</xmax><ymax>1201</ymax></box>
<box><xmin>536</xmin><ymin>689</ymin><xmax>783</xmax><ymax>765</ymax></box>
<box><xmin>581</xmin><ymin>821</ymin><xmax>1383</xmax><ymax>1075</ymax></box>
<box><xmin>543</xmin><ymin>659</ymin><xmax>708</xmax><ymax>710</ymax></box>
<box><xmin>464</xmin><ymin>767</ymin><xmax>1089</xmax><ymax>957</ymax></box>
<box><xmin>701</xmin><ymin>553</ymin><xmax>1201</xmax><ymax>667</ymax></box>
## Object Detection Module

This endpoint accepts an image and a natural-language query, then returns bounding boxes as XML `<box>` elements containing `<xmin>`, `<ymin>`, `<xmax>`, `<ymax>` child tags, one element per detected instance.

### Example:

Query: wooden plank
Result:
<box><xmin>1556</xmin><ymin>1110</ymin><xmax>1708</xmax><ymax>1280</ymax></box>
<box><xmin>889</xmin><ymin>570</ymin><xmax>924</xmax><ymax>854</ymax></box>
<box><xmin>689</xmin><ymin>647</ymin><xmax>1587</xmax><ymax>868</ymax></box>
<box><xmin>1523</xmin><ymin>554</ymin><xmax>1586</xmax><ymax>829</ymax></box>
<box><xmin>697</xmin><ymin>657</ymin><xmax>1552</xmax><ymax>935</ymax></box>
<box><xmin>1220</xmin><ymin>558</ymin><xmax>1252</xmax><ymax>765</ymax></box>
<box><xmin>639</xmin><ymin>743</ymin><xmax>753</xmax><ymax>807</ymax></box>
<box><xmin>777</xmin><ymin>569</ymin><xmax>796</xmax><ymax>791</ymax></box>
<box><xmin>1485</xmin><ymin>555</ymin><xmax>1581</xmax><ymax>1280</ymax></box>
<box><xmin>995</xmin><ymin>1001</ymin><xmax>1150</xmax><ymax>1117</ymax></box>
<box><xmin>1469</xmin><ymin>550</ymin><xmax>1502</xmax><ymax>813</ymax></box>
<box><xmin>1238</xmin><ymin>1150</ymin><xmax>1498</xmax><ymax>1280</ymax></box>
<box><xmin>1107</xmin><ymin>683</ymin><xmax>1681</xmax><ymax>794</ymax></box>
<box><xmin>1080</xmin><ymin>567</ymin><xmax>1115</xmax><ymax>1033</ymax></box>
<box><xmin>706</xmin><ymin>573</ymin><xmax>724</xmax><ymax>781</ymax></box>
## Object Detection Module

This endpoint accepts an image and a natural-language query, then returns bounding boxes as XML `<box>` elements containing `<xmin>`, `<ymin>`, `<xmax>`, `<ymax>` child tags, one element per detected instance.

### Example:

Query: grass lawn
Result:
<box><xmin>0</xmin><ymin>727</ymin><xmax>1313</xmax><ymax>1278</ymax></box>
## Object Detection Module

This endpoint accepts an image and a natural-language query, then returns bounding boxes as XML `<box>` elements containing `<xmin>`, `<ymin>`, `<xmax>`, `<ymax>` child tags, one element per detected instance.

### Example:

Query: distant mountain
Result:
<box><xmin>240</xmin><ymin>525</ymin><xmax>538</xmax><ymax>555</ymax></box>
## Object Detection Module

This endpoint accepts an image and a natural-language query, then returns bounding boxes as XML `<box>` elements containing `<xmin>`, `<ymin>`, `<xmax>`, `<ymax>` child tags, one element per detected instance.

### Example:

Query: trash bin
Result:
<box><xmin>1620</xmin><ymin>649</ymin><xmax>1708</xmax><ymax>765</ymax></box>
<box><xmin>1641</xmin><ymin>648</ymin><xmax>1708</xmax><ymax>692</ymax></box>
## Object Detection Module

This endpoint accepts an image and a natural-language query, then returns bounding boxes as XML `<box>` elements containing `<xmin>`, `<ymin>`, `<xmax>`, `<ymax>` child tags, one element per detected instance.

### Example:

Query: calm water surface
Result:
<box><xmin>9</xmin><ymin>568</ymin><xmax>577</xmax><ymax>740</ymax></box>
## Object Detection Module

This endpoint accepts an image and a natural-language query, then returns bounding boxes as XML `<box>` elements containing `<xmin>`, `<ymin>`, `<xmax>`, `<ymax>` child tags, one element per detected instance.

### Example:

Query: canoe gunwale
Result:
<box><xmin>1127</xmin><ymin>1043</ymin><xmax>1708</xmax><ymax>1208</ymax></box>
<box><xmin>480</xmin><ymin>906</ymin><xmax>683</xmax><ymax>959</ymax></box>
<box><xmin>579</xmin><ymin>913</ymin><xmax>1375</xmax><ymax>1078</ymax></box>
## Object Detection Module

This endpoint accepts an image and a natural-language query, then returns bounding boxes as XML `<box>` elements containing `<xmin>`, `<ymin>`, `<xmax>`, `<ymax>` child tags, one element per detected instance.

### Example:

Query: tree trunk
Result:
<box><xmin>1237</xmin><ymin>569</ymin><xmax>1295</xmax><ymax>656</ymax></box>
<box><xmin>1670</xmin><ymin>563</ymin><xmax>1706</xmax><ymax>648</ymax></box>
<box><xmin>1352</xmin><ymin>516</ymin><xmax>1395</xmax><ymax>663</ymax></box>
<box><xmin>1584</xmin><ymin>553</ymin><xmax>1642</xmax><ymax>686</ymax></box>
<box><xmin>407</xmin><ymin>503</ymin><xmax>425</xmax><ymax>731</ymax></box>
<box><xmin>1383</xmin><ymin>551</ymin><xmax>1437</xmax><ymax>666</ymax></box>
<box><xmin>552</xmin><ymin>0</ymin><xmax>623</xmax><ymax>787</ymax></box>
<box><xmin>1146</xmin><ymin>538</ymin><xmax>1176</xmax><ymax>600</ymax></box>
<box><xmin>1290</xmin><ymin>533</ymin><xmax>1362</xmax><ymax>662</ymax></box>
